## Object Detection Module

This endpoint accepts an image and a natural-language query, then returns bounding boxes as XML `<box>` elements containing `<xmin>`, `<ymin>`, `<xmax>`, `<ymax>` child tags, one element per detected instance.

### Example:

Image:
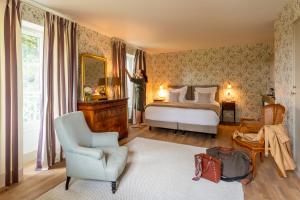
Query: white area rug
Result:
<box><xmin>38</xmin><ymin>137</ymin><xmax>244</xmax><ymax>200</ymax></box>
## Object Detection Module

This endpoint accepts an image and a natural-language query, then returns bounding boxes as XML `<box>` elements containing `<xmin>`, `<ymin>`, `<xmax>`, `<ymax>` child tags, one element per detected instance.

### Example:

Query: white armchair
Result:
<box><xmin>54</xmin><ymin>111</ymin><xmax>128</xmax><ymax>193</ymax></box>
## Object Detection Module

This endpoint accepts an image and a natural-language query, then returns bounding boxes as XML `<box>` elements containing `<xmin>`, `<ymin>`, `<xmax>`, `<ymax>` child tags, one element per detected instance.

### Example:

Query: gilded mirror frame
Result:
<box><xmin>80</xmin><ymin>53</ymin><xmax>107</xmax><ymax>101</ymax></box>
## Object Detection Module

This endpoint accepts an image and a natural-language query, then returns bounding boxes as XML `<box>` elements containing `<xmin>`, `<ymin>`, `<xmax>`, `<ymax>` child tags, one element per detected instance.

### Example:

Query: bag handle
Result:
<box><xmin>201</xmin><ymin>156</ymin><xmax>215</xmax><ymax>173</ymax></box>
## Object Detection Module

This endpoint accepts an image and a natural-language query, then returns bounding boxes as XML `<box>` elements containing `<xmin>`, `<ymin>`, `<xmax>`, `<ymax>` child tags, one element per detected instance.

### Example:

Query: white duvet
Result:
<box><xmin>145</xmin><ymin>101</ymin><xmax>220</xmax><ymax>126</ymax></box>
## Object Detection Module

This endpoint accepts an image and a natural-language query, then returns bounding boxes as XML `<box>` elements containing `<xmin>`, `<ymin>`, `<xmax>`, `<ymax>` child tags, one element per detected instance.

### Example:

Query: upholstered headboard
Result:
<box><xmin>168</xmin><ymin>85</ymin><xmax>220</xmax><ymax>102</ymax></box>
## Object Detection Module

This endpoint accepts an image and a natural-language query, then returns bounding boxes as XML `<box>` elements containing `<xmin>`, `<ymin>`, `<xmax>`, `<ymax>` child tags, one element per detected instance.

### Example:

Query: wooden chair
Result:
<box><xmin>233</xmin><ymin>104</ymin><xmax>285</xmax><ymax>177</ymax></box>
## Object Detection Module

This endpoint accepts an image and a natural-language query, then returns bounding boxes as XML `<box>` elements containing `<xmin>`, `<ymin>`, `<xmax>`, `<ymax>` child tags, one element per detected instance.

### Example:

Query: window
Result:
<box><xmin>21</xmin><ymin>21</ymin><xmax>43</xmax><ymax>163</ymax></box>
<box><xmin>126</xmin><ymin>54</ymin><xmax>135</xmax><ymax>120</ymax></box>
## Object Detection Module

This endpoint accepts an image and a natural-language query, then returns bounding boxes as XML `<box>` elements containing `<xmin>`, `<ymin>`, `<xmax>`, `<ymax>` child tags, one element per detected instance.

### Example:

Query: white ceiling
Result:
<box><xmin>33</xmin><ymin>0</ymin><xmax>288</xmax><ymax>53</ymax></box>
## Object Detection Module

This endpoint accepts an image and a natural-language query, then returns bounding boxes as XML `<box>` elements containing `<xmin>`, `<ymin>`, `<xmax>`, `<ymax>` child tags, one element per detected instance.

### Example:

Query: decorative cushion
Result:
<box><xmin>168</xmin><ymin>92</ymin><xmax>180</xmax><ymax>102</ymax></box>
<box><xmin>194</xmin><ymin>87</ymin><xmax>217</xmax><ymax>103</ymax></box>
<box><xmin>194</xmin><ymin>92</ymin><xmax>211</xmax><ymax>104</ymax></box>
<box><xmin>166</xmin><ymin>86</ymin><xmax>188</xmax><ymax>102</ymax></box>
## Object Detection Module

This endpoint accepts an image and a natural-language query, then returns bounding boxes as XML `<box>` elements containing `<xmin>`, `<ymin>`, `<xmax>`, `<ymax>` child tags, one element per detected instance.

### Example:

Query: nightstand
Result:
<box><xmin>221</xmin><ymin>101</ymin><xmax>236</xmax><ymax>123</ymax></box>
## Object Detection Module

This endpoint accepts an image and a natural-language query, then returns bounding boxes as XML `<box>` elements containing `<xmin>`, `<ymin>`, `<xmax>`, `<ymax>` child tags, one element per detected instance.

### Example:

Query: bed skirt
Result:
<box><xmin>145</xmin><ymin>119</ymin><xmax>218</xmax><ymax>135</ymax></box>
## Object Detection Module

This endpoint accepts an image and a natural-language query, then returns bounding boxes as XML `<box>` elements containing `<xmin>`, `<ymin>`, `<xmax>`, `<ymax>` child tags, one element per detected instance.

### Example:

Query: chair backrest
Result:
<box><xmin>262</xmin><ymin>104</ymin><xmax>285</xmax><ymax>125</ymax></box>
<box><xmin>54</xmin><ymin>111</ymin><xmax>92</xmax><ymax>151</ymax></box>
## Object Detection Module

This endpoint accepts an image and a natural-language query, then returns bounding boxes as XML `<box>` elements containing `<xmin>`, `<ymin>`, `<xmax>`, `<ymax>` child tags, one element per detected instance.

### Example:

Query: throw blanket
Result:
<box><xmin>145</xmin><ymin>102</ymin><xmax>221</xmax><ymax>116</ymax></box>
<box><xmin>233</xmin><ymin>124</ymin><xmax>296</xmax><ymax>177</ymax></box>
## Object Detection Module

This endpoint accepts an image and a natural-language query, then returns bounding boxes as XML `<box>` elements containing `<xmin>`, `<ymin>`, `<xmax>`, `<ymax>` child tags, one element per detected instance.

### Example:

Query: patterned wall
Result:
<box><xmin>147</xmin><ymin>43</ymin><xmax>274</xmax><ymax>121</ymax></box>
<box><xmin>274</xmin><ymin>0</ymin><xmax>300</xmax><ymax>155</ymax></box>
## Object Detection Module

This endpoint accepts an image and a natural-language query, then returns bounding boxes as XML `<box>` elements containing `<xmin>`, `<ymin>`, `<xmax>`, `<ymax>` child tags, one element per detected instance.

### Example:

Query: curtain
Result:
<box><xmin>36</xmin><ymin>12</ymin><xmax>78</xmax><ymax>170</ymax></box>
<box><xmin>0</xmin><ymin>0</ymin><xmax>22</xmax><ymax>187</ymax></box>
<box><xmin>132</xmin><ymin>49</ymin><xmax>147</xmax><ymax>124</ymax></box>
<box><xmin>112</xmin><ymin>40</ymin><xmax>127</xmax><ymax>98</ymax></box>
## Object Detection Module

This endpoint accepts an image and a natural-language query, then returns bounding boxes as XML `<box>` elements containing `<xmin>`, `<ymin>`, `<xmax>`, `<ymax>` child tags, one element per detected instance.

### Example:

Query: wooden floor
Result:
<box><xmin>1</xmin><ymin>124</ymin><xmax>300</xmax><ymax>200</ymax></box>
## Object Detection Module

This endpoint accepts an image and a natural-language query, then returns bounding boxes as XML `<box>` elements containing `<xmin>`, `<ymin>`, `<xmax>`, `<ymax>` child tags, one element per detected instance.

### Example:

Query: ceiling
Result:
<box><xmin>33</xmin><ymin>0</ymin><xmax>288</xmax><ymax>53</ymax></box>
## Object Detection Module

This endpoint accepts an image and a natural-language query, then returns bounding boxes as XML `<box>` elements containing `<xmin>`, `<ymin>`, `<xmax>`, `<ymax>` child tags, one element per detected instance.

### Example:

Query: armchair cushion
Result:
<box><xmin>91</xmin><ymin>132</ymin><xmax>119</xmax><ymax>147</ymax></box>
<box><xmin>239</xmin><ymin>120</ymin><xmax>263</xmax><ymax>133</ymax></box>
<box><xmin>100</xmin><ymin>146</ymin><xmax>128</xmax><ymax>181</ymax></box>
<box><xmin>70</xmin><ymin>146</ymin><xmax>104</xmax><ymax>160</ymax></box>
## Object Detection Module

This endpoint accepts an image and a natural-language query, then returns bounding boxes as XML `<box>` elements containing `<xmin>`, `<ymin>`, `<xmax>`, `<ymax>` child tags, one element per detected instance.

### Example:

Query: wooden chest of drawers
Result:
<box><xmin>78</xmin><ymin>98</ymin><xmax>128</xmax><ymax>139</ymax></box>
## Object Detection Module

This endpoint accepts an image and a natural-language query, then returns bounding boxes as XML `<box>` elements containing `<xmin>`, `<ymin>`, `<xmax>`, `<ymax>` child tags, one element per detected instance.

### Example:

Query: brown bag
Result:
<box><xmin>206</xmin><ymin>147</ymin><xmax>253</xmax><ymax>185</ymax></box>
<box><xmin>192</xmin><ymin>153</ymin><xmax>221</xmax><ymax>183</ymax></box>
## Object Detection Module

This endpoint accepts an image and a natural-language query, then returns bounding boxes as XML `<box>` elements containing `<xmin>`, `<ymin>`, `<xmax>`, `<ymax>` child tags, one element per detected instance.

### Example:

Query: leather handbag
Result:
<box><xmin>192</xmin><ymin>153</ymin><xmax>221</xmax><ymax>183</ymax></box>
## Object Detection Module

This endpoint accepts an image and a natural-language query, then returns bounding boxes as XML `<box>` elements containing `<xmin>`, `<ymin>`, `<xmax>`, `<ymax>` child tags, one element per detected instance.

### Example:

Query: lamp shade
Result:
<box><xmin>158</xmin><ymin>85</ymin><xmax>166</xmax><ymax>99</ymax></box>
<box><xmin>227</xmin><ymin>82</ymin><xmax>232</xmax><ymax>89</ymax></box>
<box><xmin>107</xmin><ymin>77</ymin><xmax>120</xmax><ymax>86</ymax></box>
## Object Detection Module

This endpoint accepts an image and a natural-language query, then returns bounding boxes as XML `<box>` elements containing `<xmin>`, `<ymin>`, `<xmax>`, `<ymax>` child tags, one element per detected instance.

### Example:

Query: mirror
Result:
<box><xmin>81</xmin><ymin>54</ymin><xmax>107</xmax><ymax>101</ymax></box>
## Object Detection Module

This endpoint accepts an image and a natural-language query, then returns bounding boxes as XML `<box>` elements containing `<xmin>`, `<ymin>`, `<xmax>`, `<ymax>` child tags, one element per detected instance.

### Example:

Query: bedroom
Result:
<box><xmin>0</xmin><ymin>0</ymin><xmax>299</xmax><ymax>199</ymax></box>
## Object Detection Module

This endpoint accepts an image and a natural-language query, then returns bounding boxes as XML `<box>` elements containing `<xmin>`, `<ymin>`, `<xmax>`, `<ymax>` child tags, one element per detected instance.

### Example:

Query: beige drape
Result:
<box><xmin>0</xmin><ymin>0</ymin><xmax>23</xmax><ymax>187</ymax></box>
<box><xmin>131</xmin><ymin>49</ymin><xmax>147</xmax><ymax>124</ymax></box>
<box><xmin>36</xmin><ymin>12</ymin><xmax>78</xmax><ymax>170</ymax></box>
<box><xmin>112</xmin><ymin>40</ymin><xmax>127</xmax><ymax>98</ymax></box>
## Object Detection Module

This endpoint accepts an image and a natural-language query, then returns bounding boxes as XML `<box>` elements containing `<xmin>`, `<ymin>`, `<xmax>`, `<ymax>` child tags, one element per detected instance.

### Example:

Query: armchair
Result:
<box><xmin>233</xmin><ymin>104</ymin><xmax>285</xmax><ymax>177</ymax></box>
<box><xmin>54</xmin><ymin>111</ymin><xmax>128</xmax><ymax>193</ymax></box>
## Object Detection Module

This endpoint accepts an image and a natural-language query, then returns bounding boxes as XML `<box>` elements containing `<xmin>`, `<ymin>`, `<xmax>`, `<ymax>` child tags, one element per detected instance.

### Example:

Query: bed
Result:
<box><xmin>145</xmin><ymin>85</ymin><xmax>221</xmax><ymax>135</ymax></box>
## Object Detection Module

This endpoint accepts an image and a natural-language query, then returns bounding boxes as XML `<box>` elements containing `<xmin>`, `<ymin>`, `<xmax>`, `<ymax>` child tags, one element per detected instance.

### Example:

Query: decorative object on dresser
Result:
<box><xmin>78</xmin><ymin>98</ymin><xmax>128</xmax><ymax>139</ymax></box>
<box><xmin>221</xmin><ymin>101</ymin><xmax>236</xmax><ymax>123</ymax></box>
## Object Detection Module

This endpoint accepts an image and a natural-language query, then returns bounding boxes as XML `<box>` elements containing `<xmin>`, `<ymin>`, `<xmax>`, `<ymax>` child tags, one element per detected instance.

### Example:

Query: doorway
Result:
<box><xmin>126</xmin><ymin>53</ymin><xmax>135</xmax><ymax>121</ymax></box>
<box><xmin>21</xmin><ymin>20</ymin><xmax>43</xmax><ymax>166</ymax></box>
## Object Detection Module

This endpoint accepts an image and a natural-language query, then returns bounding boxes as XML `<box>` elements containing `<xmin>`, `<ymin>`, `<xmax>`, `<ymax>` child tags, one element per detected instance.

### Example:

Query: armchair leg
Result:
<box><xmin>260</xmin><ymin>152</ymin><xmax>264</xmax><ymax>162</ymax></box>
<box><xmin>251</xmin><ymin>152</ymin><xmax>257</xmax><ymax>178</ymax></box>
<box><xmin>112</xmin><ymin>181</ymin><xmax>117</xmax><ymax>194</ymax></box>
<box><xmin>65</xmin><ymin>176</ymin><xmax>71</xmax><ymax>190</ymax></box>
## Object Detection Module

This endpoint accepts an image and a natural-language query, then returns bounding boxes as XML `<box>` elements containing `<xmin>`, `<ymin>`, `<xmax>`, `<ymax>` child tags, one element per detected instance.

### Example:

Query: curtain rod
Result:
<box><xmin>20</xmin><ymin>0</ymin><xmax>76</xmax><ymax>23</ymax></box>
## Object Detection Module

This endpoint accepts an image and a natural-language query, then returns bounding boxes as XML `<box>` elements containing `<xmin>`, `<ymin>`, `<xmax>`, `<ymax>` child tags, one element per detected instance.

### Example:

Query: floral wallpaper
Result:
<box><xmin>20</xmin><ymin>3</ymin><xmax>45</xmax><ymax>26</ymax></box>
<box><xmin>274</xmin><ymin>0</ymin><xmax>300</xmax><ymax>155</ymax></box>
<box><xmin>77</xmin><ymin>26</ymin><xmax>114</xmax><ymax>98</ymax></box>
<box><xmin>147</xmin><ymin>43</ymin><xmax>274</xmax><ymax>121</ymax></box>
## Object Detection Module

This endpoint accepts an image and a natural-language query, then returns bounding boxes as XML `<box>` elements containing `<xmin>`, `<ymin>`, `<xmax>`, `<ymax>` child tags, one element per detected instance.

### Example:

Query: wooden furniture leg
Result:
<box><xmin>251</xmin><ymin>152</ymin><xmax>257</xmax><ymax>177</ymax></box>
<box><xmin>65</xmin><ymin>176</ymin><xmax>71</xmax><ymax>190</ymax></box>
<box><xmin>112</xmin><ymin>181</ymin><xmax>117</xmax><ymax>194</ymax></box>
<box><xmin>260</xmin><ymin>152</ymin><xmax>264</xmax><ymax>162</ymax></box>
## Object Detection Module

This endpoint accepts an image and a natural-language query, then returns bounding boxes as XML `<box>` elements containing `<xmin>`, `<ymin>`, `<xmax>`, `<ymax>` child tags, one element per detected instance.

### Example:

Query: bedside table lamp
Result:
<box><xmin>158</xmin><ymin>85</ymin><xmax>166</xmax><ymax>100</ymax></box>
<box><xmin>226</xmin><ymin>82</ymin><xmax>232</xmax><ymax>101</ymax></box>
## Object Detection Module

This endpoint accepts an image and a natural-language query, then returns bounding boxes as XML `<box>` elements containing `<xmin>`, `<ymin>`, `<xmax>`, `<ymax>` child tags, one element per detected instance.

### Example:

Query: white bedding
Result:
<box><xmin>145</xmin><ymin>101</ymin><xmax>220</xmax><ymax>126</ymax></box>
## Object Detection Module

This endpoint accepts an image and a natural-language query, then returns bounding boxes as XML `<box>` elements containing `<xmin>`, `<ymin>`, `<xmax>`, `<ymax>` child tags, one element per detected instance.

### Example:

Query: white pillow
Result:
<box><xmin>166</xmin><ymin>86</ymin><xmax>188</xmax><ymax>102</ymax></box>
<box><xmin>194</xmin><ymin>87</ymin><xmax>217</xmax><ymax>103</ymax></box>
<box><xmin>168</xmin><ymin>92</ymin><xmax>180</xmax><ymax>102</ymax></box>
<box><xmin>194</xmin><ymin>92</ymin><xmax>211</xmax><ymax>104</ymax></box>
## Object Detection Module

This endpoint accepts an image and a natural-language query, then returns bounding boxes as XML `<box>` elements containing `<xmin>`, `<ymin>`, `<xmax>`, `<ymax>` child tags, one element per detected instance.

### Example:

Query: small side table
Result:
<box><xmin>221</xmin><ymin>101</ymin><xmax>236</xmax><ymax>123</ymax></box>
